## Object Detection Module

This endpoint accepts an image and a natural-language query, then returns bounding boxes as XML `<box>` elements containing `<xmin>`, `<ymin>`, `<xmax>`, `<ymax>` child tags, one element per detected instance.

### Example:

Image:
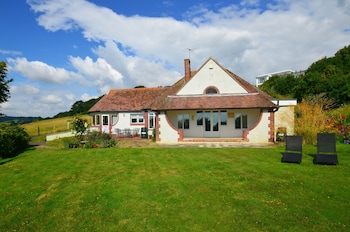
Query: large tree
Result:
<box><xmin>0</xmin><ymin>61</ymin><xmax>13</xmax><ymax>106</ymax></box>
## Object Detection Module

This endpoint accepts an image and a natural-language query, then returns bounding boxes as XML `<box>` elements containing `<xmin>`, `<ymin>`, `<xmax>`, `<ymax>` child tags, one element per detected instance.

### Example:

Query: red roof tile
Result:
<box><xmin>89</xmin><ymin>79</ymin><xmax>184</xmax><ymax>112</ymax></box>
<box><xmin>89</xmin><ymin>57</ymin><xmax>277</xmax><ymax>113</ymax></box>
<box><xmin>153</xmin><ymin>93</ymin><xmax>277</xmax><ymax>110</ymax></box>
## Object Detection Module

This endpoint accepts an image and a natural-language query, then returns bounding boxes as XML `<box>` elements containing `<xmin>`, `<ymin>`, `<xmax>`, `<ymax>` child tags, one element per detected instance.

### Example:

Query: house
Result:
<box><xmin>255</xmin><ymin>69</ymin><xmax>305</xmax><ymax>86</ymax></box>
<box><xmin>89</xmin><ymin>57</ymin><xmax>296</xmax><ymax>143</ymax></box>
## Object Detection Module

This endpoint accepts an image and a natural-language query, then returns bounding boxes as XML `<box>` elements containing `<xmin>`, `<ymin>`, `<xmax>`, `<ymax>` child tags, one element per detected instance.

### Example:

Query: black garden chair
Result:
<box><xmin>314</xmin><ymin>133</ymin><xmax>338</xmax><ymax>165</ymax></box>
<box><xmin>281</xmin><ymin>136</ymin><xmax>303</xmax><ymax>164</ymax></box>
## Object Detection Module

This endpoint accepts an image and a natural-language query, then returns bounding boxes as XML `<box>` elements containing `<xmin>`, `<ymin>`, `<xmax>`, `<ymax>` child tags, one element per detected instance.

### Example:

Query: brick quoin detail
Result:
<box><xmin>156</xmin><ymin>113</ymin><xmax>160</xmax><ymax>142</ymax></box>
<box><xmin>160</xmin><ymin>113</ymin><xmax>183</xmax><ymax>142</ymax></box>
<box><xmin>243</xmin><ymin>109</ymin><xmax>264</xmax><ymax>142</ymax></box>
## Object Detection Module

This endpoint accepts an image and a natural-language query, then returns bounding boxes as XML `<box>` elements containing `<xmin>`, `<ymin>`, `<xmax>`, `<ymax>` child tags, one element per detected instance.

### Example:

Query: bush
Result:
<box><xmin>0</xmin><ymin>125</ymin><xmax>30</xmax><ymax>158</ymax></box>
<box><xmin>84</xmin><ymin>130</ymin><xmax>117</xmax><ymax>148</ymax></box>
<box><xmin>62</xmin><ymin>137</ymin><xmax>80</xmax><ymax>148</ymax></box>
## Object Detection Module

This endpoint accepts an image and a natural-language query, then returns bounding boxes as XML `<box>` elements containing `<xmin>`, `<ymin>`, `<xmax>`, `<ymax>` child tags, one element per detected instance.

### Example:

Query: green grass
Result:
<box><xmin>1</xmin><ymin>144</ymin><xmax>350</xmax><ymax>231</ymax></box>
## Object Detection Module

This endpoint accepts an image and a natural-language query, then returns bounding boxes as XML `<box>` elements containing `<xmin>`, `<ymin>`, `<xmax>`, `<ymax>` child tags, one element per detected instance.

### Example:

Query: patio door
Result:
<box><xmin>102</xmin><ymin>115</ymin><xmax>109</xmax><ymax>133</ymax></box>
<box><xmin>203</xmin><ymin>111</ymin><xmax>220</xmax><ymax>137</ymax></box>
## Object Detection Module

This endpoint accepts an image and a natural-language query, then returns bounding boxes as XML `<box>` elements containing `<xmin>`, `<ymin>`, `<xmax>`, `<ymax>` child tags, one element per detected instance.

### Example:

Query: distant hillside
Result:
<box><xmin>0</xmin><ymin>116</ymin><xmax>42</xmax><ymax>124</ymax></box>
<box><xmin>54</xmin><ymin>96</ymin><xmax>103</xmax><ymax>118</ymax></box>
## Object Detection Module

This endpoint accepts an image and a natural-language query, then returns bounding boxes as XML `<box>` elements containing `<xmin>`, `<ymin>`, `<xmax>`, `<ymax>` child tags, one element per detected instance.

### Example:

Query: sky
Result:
<box><xmin>1</xmin><ymin>0</ymin><xmax>350</xmax><ymax>117</ymax></box>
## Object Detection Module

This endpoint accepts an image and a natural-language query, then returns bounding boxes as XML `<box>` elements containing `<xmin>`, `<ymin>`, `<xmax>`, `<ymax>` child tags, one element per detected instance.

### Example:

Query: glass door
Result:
<box><xmin>102</xmin><ymin>115</ymin><xmax>109</xmax><ymax>133</ymax></box>
<box><xmin>203</xmin><ymin>111</ymin><xmax>220</xmax><ymax>137</ymax></box>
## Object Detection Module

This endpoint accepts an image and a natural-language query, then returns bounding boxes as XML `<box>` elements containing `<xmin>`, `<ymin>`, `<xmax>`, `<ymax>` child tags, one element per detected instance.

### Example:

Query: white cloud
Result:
<box><xmin>40</xmin><ymin>94</ymin><xmax>63</xmax><ymax>104</ymax></box>
<box><xmin>81</xmin><ymin>93</ymin><xmax>96</xmax><ymax>101</ymax></box>
<box><xmin>4</xmin><ymin>0</ymin><xmax>348</xmax><ymax>118</ymax></box>
<box><xmin>0</xmin><ymin>49</ymin><xmax>22</xmax><ymax>56</ymax></box>
<box><xmin>27</xmin><ymin>0</ymin><xmax>350</xmax><ymax>83</ymax></box>
<box><xmin>22</xmin><ymin>85</ymin><xmax>40</xmax><ymax>95</ymax></box>
<box><xmin>69</xmin><ymin>56</ymin><xmax>123</xmax><ymax>93</ymax></box>
<box><xmin>7</xmin><ymin>57</ymin><xmax>76</xmax><ymax>84</ymax></box>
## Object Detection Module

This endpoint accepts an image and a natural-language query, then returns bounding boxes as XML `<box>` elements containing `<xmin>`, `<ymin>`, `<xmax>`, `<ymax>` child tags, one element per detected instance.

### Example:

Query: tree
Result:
<box><xmin>0</xmin><ymin>62</ymin><xmax>13</xmax><ymax>112</ymax></box>
<box><xmin>71</xmin><ymin>117</ymin><xmax>88</xmax><ymax>141</ymax></box>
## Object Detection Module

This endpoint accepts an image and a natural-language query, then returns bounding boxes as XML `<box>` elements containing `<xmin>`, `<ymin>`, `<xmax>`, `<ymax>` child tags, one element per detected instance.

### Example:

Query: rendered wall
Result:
<box><xmin>158</xmin><ymin>112</ymin><xmax>180</xmax><ymax>143</ymax></box>
<box><xmin>177</xmin><ymin>59</ymin><xmax>248</xmax><ymax>95</ymax></box>
<box><xmin>246</xmin><ymin>110</ymin><xmax>271</xmax><ymax>143</ymax></box>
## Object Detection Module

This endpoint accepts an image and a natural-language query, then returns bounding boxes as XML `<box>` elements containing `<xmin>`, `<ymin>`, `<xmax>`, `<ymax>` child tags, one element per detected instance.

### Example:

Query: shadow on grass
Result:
<box><xmin>0</xmin><ymin>158</ymin><xmax>15</xmax><ymax>166</ymax></box>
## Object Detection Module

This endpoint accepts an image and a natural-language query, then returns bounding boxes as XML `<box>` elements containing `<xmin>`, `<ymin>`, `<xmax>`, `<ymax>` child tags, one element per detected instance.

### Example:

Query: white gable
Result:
<box><xmin>177</xmin><ymin>58</ymin><xmax>248</xmax><ymax>95</ymax></box>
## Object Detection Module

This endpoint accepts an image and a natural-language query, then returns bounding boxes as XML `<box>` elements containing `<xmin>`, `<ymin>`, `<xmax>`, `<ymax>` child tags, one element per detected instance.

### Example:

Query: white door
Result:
<box><xmin>203</xmin><ymin>111</ymin><xmax>220</xmax><ymax>137</ymax></box>
<box><xmin>102</xmin><ymin>115</ymin><xmax>109</xmax><ymax>133</ymax></box>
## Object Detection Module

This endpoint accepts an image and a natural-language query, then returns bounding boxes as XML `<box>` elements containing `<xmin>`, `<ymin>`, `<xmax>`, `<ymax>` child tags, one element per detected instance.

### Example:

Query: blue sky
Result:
<box><xmin>1</xmin><ymin>0</ymin><xmax>350</xmax><ymax>117</ymax></box>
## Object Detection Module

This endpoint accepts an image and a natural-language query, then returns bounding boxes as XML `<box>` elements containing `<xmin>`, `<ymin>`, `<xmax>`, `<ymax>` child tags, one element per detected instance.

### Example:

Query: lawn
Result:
<box><xmin>1</xmin><ymin>144</ymin><xmax>350</xmax><ymax>231</ymax></box>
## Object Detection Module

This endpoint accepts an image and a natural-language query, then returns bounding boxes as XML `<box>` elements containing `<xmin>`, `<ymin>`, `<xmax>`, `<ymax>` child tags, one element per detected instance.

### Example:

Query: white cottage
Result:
<box><xmin>89</xmin><ymin>57</ymin><xmax>296</xmax><ymax>143</ymax></box>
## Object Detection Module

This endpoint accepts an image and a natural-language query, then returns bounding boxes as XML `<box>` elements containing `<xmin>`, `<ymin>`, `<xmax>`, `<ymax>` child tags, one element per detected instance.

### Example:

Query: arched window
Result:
<box><xmin>205</xmin><ymin>87</ymin><xmax>218</xmax><ymax>94</ymax></box>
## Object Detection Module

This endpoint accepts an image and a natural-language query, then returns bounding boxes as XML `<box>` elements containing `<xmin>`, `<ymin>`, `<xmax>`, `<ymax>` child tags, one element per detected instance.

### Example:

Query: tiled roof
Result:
<box><xmin>89</xmin><ymin>57</ymin><xmax>277</xmax><ymax>113</ymax></box>
<box><xmin>89</xmin><ymin>80</ymin><xmax>184</xmax><ymax>112</ymax></box>
<box><xmin>153</xmin><ymin>93</ymin><xmax>277</xmax><ymax>110</ymax></box>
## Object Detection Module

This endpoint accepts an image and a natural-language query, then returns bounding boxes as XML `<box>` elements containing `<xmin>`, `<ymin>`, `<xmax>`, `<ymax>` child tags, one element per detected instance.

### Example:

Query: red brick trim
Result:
<box><xmin>268</xmin><ymin>111</ymin><xmax>275</xmax><ymax>142</ymax></box>
<box><xmin>155</xmin><ymin>113</ymin><xmax>160</xmax><ymax>142</ymax></box>
<box><xmin>157</xmin><ymin>112</ymin><xmax>182</xmax><ymax>142</ymax></box>
<box><xmin>243</xmin><ymin>109</ymin><xmax>264</xmax><ymax>142</ymax></box>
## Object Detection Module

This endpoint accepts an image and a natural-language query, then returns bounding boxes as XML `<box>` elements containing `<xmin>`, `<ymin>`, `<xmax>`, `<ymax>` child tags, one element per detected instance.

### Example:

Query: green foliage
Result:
<box><xmin>152</xmin><ymin>127</ymin><xmax>156</xmax><ymax>142</ymax></box>
<box><xmin>62</xmin><ymin>137</ymin><xmax>80</xmax><ymax>148</ymax></box>
<box><xmin>63</xmin><ymin>130</ymin><xmax>117</xmax><ymax>149</ymax></box>
<box><xmin>71</xmin><ymin>117</ymin><xmax>88</xmax><ymax>141</ymax></box>
<box><xmin>84</xmin><ymin>130</ymin><xmax>117</xmax><ymax>148</ymax></box>
<box><xmin>54</xmin><ymin>96</ymin><xmax>102</xmax><ymax>118</ymax></box>
<box><xmin>327</xmin><ymin>105</ymin><xmax>350</xmax><ymax>142</ymax></box>
<box><xmin>0</xmin><ymin>125</ymin><xmax>30</xmax><ymax>158</ymax></box>
<box><xmin>259</xmin><ymin>45</ymin><xmax>350</xmax><ymax>105</ymax></box>
<box><xmin>294</xmin><ymin>94</ymin><xmax>335</xmax><ymax>145</ymax></box>
<box><xmin>0</xmin><ymin>61</ymin><xmax>13</xmax><ymax>109</ymax></box>
<box><xmin>259</xmin><ymin>74</ymin><xmax>300</xmax><ymax>98</ymax></box>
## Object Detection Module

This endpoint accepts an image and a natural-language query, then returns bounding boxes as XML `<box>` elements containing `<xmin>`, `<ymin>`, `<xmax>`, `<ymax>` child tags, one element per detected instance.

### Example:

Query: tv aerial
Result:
<box><xmin>187</xmin><ymin>48</ymin><xmax>196</xmax><ymax>59</ymax></box>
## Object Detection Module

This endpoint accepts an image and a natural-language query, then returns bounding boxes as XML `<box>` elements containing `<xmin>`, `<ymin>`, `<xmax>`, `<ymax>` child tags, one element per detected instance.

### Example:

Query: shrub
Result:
<box><xmin>62</xmin><ymin>137</ymin><xmax>80</xmax><ymax>148</ymax></box>
<box><xmin>294</xmin><ymin>94</ymin><xmax>332</xmax><ymax>145</ymax></box>
<box><xmin>84</xmin><ymin>130</ymin><xmax>117</xmax><ymax>148</ymax></box>
<box><xmin>71</xmin><ymin>117</ymin><xmax>88</xmax><ymax>141</ymax></box>
<box><xmin>0</xmin><ymin>125</ymin><xmax>30</xmax><ymax>158</ymax></box>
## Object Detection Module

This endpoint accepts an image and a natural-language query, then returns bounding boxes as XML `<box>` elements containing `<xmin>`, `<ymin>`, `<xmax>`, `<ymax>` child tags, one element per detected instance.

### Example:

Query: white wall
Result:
<box><xmin>177</xmin><ymin>59</ymin><xmax>248</xmax><ymax>95</ymax></box>
<box><xmin>158</xmin><ymin>112</ymin><xmax>179</xmax><ymax>143</ymax></box>
<box><xmin>246</xmin><ymin>110</ymin><xmax>271</xmax><ymax>143</ymax></box>
<box><xmin>165</xmin><ymin>109</ymin><xmax>261</xmax><ymax>139</ymax></box>
<box><xmin>273</xmin><ymin>100</ymin><xmax>297</xmax><ymax>136</ymax></box>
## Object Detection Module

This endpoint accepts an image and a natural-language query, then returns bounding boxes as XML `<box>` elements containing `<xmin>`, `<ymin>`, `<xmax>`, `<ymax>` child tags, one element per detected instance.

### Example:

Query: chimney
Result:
<box><xmin>184</xmin><ymin>59</ymin><xmax>191</xmax><ymax>82</ymax></box>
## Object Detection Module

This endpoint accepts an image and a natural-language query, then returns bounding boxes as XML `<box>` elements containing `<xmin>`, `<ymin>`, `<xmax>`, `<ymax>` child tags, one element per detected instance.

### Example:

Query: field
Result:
<box><xmin>21</xmin><ymin>115</ymin><xmax>91</xmax><ymax>137</ymax></box>
<box><xmin>1</xmin><ymin>144</ymin><xmax>350</xmax><ymax>231</ymax></box>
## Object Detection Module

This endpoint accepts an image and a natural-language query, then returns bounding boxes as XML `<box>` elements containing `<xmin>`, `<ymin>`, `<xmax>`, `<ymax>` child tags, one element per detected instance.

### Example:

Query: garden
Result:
<box><xmin>1</xmin><ymin>144</ymin><xmax>350</xmax><ymax>231</ymax></box>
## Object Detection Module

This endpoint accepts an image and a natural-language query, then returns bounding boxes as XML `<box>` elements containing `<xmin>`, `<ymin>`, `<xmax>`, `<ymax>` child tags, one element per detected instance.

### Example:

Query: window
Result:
<box><xmin>149</xmin><ymin>112</ymin><xmax>156</xmax><ymax>129</ymax></box>
<box><xmin>220</xmin><ymin>111</ymin><xmax>227</xmax><ymax>125</ymax></box>
<box><xmin>235</xmin><ymin>114</ymin><xmax>248</xmax><ymax>129</ymax></box>
<box><xmin>95</xmin><ymin>115</ymin><xmax>100</xmax><ymax>125</ymax></box>
<box><xmin>102</xmin><ymin>115</ymin><xmax>109</xmax><ymax>125</ymax></box>
<box><xmin>178</xmin><ymin>114</ymin><xmax>190</xmax><ymax>129</ymax></box>
<box><xmin>112</xmin><ymin>115</ymin><xmax>118</xmax><ymax>125</ymax></box>
<box><xmin>92</xmin><ymin>115</ymin><xmax>96</xmax><ymax>125</ymax></box>
<box><xmin>131</xmin><ymin>113</ymin><xmax>144</xmax><ymax>124</ymax></box>
<box><xmin>205</xmin><ymin>87</ymin><xmax>218</xmax><ymax>94</ymax></box>
<box><xmin>197</xmin><ymin>111</ymin><xmax>203</xmax><ymax>125</ymax></box>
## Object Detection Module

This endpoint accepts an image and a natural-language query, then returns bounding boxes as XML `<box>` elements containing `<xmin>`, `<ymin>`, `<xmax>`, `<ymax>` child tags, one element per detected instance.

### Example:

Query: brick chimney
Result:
<box><xmin>184</xmin><ymin>59</ymin><xmax>191</xmax><ymax>82</ymax></box>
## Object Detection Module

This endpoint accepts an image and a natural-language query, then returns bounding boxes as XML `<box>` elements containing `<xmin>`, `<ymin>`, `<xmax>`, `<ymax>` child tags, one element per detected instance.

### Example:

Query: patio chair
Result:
<box><xmin>314</xmin><ymin>133</ymin><xmax>338</xmax><ymax>165</ymax></box>
<box><xmin>281</xmin><ymin>136</ymin><xmax>302</xmax><ymax>163</ymax></box>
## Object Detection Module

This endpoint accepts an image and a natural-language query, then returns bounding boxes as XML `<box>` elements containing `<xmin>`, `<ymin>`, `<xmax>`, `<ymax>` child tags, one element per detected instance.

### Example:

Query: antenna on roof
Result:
<box><xmin>187</xmin><ymin>48</ymin><xmax>195</xmax><ymax>59</ymax></box>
